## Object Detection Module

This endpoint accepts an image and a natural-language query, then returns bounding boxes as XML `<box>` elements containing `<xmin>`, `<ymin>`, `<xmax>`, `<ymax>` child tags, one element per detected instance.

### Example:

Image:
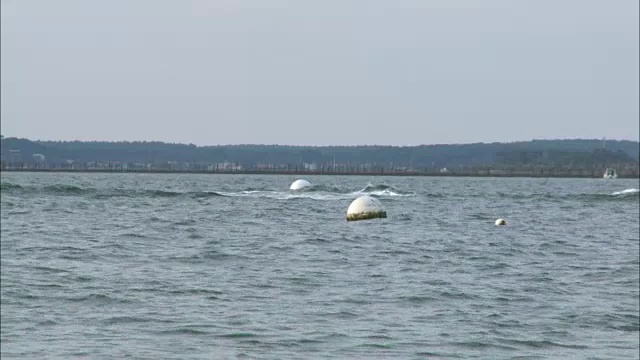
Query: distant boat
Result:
<box><xmin>603</xmin><ymin>168</ymin><xmax>618</xmax><ymax>179</ymax></box>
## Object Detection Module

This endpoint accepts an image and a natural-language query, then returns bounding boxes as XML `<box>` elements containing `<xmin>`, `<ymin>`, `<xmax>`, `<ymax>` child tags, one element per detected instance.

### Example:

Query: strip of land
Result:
<box><xmin>2</xmin><ymin>137</ymin><xmax>638</xmax><ymax>178</ymax></box>
<box><xmin>2</xmin><ymin>167</ymin><xmax>638</xmax><ymax>178</ymax></box>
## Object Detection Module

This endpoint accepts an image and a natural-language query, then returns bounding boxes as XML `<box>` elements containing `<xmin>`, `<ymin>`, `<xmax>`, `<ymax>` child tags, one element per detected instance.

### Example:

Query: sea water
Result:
<box><xmin>1</xmin><ymin>172</ymin><xmax>638</xmax><ymax>359</ymax></box>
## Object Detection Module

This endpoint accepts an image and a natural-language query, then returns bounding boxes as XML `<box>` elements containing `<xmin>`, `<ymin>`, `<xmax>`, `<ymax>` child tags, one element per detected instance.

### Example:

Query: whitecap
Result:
<box><xmin>611</xmin><ymin>188</ymin><xmax>639</xmax><ymax>196</ymax></box>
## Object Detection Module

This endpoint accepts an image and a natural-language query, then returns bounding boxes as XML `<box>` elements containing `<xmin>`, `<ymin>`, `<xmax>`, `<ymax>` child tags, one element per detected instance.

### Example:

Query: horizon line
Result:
<box><xmin>2</xmin><ymin>135</ymin><xmax>639</xmax><ymax>148</ymax></box>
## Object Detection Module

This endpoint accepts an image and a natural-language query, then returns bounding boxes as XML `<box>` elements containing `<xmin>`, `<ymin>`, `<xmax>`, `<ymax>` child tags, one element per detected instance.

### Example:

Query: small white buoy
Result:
<box><xmin>346</xmin><ymin>196</ymin><xmax>387</xmax><ymax>221</ymax></box>
<box><xmin>290</xmin><ymin>179</ymin><xmax>312</xmax><ymax>191</ymax></box>
<box><xmin>495</xmin><ymin>218</ymin><xmax>506</xmax><ymax>226</ymax></box>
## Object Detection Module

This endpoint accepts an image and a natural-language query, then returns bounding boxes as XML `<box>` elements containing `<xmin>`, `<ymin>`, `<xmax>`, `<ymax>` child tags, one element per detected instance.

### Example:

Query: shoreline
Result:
<box><xmin>2</xmin><ymin>168</ymin><xmax>638</xmax><ymax>179</ymax></box>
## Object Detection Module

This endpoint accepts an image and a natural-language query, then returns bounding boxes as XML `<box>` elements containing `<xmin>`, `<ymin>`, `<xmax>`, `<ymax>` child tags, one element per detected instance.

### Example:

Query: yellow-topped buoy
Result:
<box><xmin>495</xmin><ymin>218</ymin><xmax>506</xmax><ymax>226</ymax></box>
<box><xmin>290</xmin><ymin>179</ymin><xmax>312</xmax><ymax>191</ymax></box>
<box><xmin>346</xmin><ymin>196</ymin><xmax>387</xmax><ymax>221</ymax></box>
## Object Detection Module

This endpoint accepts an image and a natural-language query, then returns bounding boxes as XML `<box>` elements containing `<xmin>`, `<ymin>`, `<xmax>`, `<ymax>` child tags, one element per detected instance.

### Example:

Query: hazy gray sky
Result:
<box><xmin>1</xmin><ymin>0</ymin><xmax>638</xmax><ymax>146</ymax></box>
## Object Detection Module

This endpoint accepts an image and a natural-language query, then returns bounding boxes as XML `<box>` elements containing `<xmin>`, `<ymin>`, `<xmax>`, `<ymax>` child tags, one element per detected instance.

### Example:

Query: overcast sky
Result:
<box><xmin>1</xmin><ymin>0</ymin><xmax>638</xmax><ymax>146</ymax></box>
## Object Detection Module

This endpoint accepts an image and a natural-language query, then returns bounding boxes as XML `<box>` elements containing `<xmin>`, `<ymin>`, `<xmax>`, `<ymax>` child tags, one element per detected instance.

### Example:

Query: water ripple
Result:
<box><xmin>1</xmin><ymin>173</ymin><xmax>638</xmax><ymax>359</ymax></box>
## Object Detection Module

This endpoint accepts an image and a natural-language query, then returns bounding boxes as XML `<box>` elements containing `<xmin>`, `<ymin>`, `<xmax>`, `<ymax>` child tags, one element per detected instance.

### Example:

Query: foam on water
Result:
<box><xmin>611</xmin><ymin>188</ymin><xmax>639</xmax><ymax>196</ymax></box>
<box><xmin>351</xmin><ymin>184</ymin><xmax>416</xmax><ymax>197</ymax></box>
<box><xmin>216</xmin><ymin>183</ymin><xmax>415</xmax><ymax>200</ymax></box>
<box><xmin>3</xmin><ymin>181</ymin><xmax>638</xmax><ymax>202</ymax></box>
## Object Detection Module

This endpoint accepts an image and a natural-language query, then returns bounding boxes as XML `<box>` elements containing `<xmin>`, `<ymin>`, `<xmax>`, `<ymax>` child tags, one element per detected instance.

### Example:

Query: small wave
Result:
<box><xmin>217</xmin><ymin>190</ymin><xmax>272</xmax><ymax>198</ymax></box>
<box><xmin>46</xmin><ymin>184</ymin><xmax>88</xmax><ymax>194</ymax></box>
<box><xmin>120</xmin><ymin>189</ymin><xmax>226</xmax><ymax>199</ymax></box>
<box><xmin>288</xmin><ymin>183</ymin><xmax>414</xmax><ymax>197</ymax></box>
<box><xmin>165</xmin><ymin>288</ymin><xmax>224</xmax><ymax>296</ymax></box>
<box><xmin>160</xmin><ymin>328</ymin><xmax>210</xmax><ymax>335</ymax></box>
<box><xmin>32</xmin><ymin>266</ymin><xmax>71</xmax><ymax>274</ymax></box>
<box><xmin>448</xmin><ymin>341</ymin><xmax>516</xmax><ymax>351</ymax></box>
<box><xmin>67</xmin><ymin>293</ymin><xmax>133</xmax><ymax>304</ymax></box>
<box><xmin>366</xmin><ymin>189</ymin><xmax>414</xmax><ymax>197</ymax></box>
<box><xmin>244</xmin><ymin>187</ymin><xmax>271</xmax><ymax>192</ymax></box>
<box><xmin>147</xmin><ymin>189</ymin><xmax>181</xmax><ymax>197</ymax></box>
<box><xmin>0</xmin><ymin>182</ymin><xmax>24</xmax><ymax>191</ymax></box>
<box><xmin>361</xmin><ymin>184</ymin><xmax>393</xmax><ymax>192</ymax></box>
<box><xmin>612</xmin><ymin>188</ymin><xmax>639</xmax><ymax>196</ymax></box>
<box><xmin>191</xmin><ymin>191</ymin><xmax>224</xmax><ymax>198</ymax></box>
<box><xmin>354</xmin><ymin>183</ymin><xmax>415</xmax><ymax>197</ymax></box>
<box><xmin>103</xmin><ymin>316</ymin><xmax>153</xmax><ymax>325</ymax></box>
<box><xmin>173</xmin><ymin>219</ymin><xmax>197</xmax><ymax>226</ymax></box>
<box><xmin>493</xmin><ymin>190</ymin><xmax>639</xmax><ymax>201</ymax></box>
<box><xmin>202</xmin><ymin>250</ymin><xmax>245</xmax><ymax>261</ymax></box>
<box><xmin>305</xmin><ymin>184</ymin><xmax>347</xmax><ymax>193</ymax></box>
<box><xmin>400</xmin><ymin>295</ymin><xmax>437</xmax><ymax>303</ymax></box>
<box><xmin>37</xmin><ymin>319</ymin><xmax>58</xmax><ymax>326</ymax></box>
<box><xmin>1</xmin><ymin>182</ymin><xmax>230</xmax><ymax>199</ymax></box>
<box><xmin>220</xmin><ymin>190</ymin><xmax>353</xmax><ymax>201</ymax></box>
<box><xmin>120</xmin><ymin>232</ymin><xmax>148</xmax><ymax>239</ymax></box>
<box><xmin>500</xmin><ymin>338</ymin><xmax>589</xmax><ymax>350</ymax></box>
<box><xmin>212</xmin><ymin>183</ymin><xmax>416</xmax><ymax>200</ymax></box>
<box><xmin>358</xmin><ymin>343</ymin><xmax>394</xmax><ymax>349</ymax></box>
<box><xmin>283</xmin><ymin>193</ymin><xmax>354</xmax><ymax>201</ymax></box>
<box><xmin>301</xmin><ymin>237</ymin><xmax>332</xmax><ymax>244</ymax></box>
<box><xmin>580</xmin><ymin>192</ymin><xmax>640</xmax><ymax>202</ymax></box>
<box><xmin>497</xmin><ymin>192</ymin><xmax>555</xmax><ymax>200</ymax></box>
<box><xmin>218</xmin><ymin>332</ymin><xmax>257</xmax><ymax>338</ymax></box>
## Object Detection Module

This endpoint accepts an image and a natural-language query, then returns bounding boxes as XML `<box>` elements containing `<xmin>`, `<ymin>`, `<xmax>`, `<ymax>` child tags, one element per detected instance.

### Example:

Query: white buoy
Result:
<box><xmin>346</xmin><ymin>196</ymin><xmax>387</xmax><ymax>221</ymax></box>
<box><xmin>290</xmin><ymin>179</ymin><xmax>312</xmax><ymax>191</ymax></box>
<box><xmin>495</xmin><ymin>218</ymin><xmax>506</xmax><ymax>226</ymax></box>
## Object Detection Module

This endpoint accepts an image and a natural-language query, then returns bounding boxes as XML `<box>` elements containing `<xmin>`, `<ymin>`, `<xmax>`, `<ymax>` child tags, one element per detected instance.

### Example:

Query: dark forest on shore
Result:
<box><xmin>1</xmin><ymin>136</ymin><xmax>639</xmax><ymax>178</ymax></box>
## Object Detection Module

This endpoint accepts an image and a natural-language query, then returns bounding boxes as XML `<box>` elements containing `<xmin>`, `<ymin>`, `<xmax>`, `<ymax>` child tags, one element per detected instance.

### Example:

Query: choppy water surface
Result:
<box><xmin>1</xmin><ymin>172</ymin><xmax>638</xmax><ymax>359</ymax></box>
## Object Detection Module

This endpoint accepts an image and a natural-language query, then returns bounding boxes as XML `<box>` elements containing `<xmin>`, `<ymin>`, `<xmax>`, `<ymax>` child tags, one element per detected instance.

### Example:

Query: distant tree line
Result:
<box><xmin>1</xmin><ymin>137</ymin><xmax>638</xmax><ymax>169</ymax></box>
